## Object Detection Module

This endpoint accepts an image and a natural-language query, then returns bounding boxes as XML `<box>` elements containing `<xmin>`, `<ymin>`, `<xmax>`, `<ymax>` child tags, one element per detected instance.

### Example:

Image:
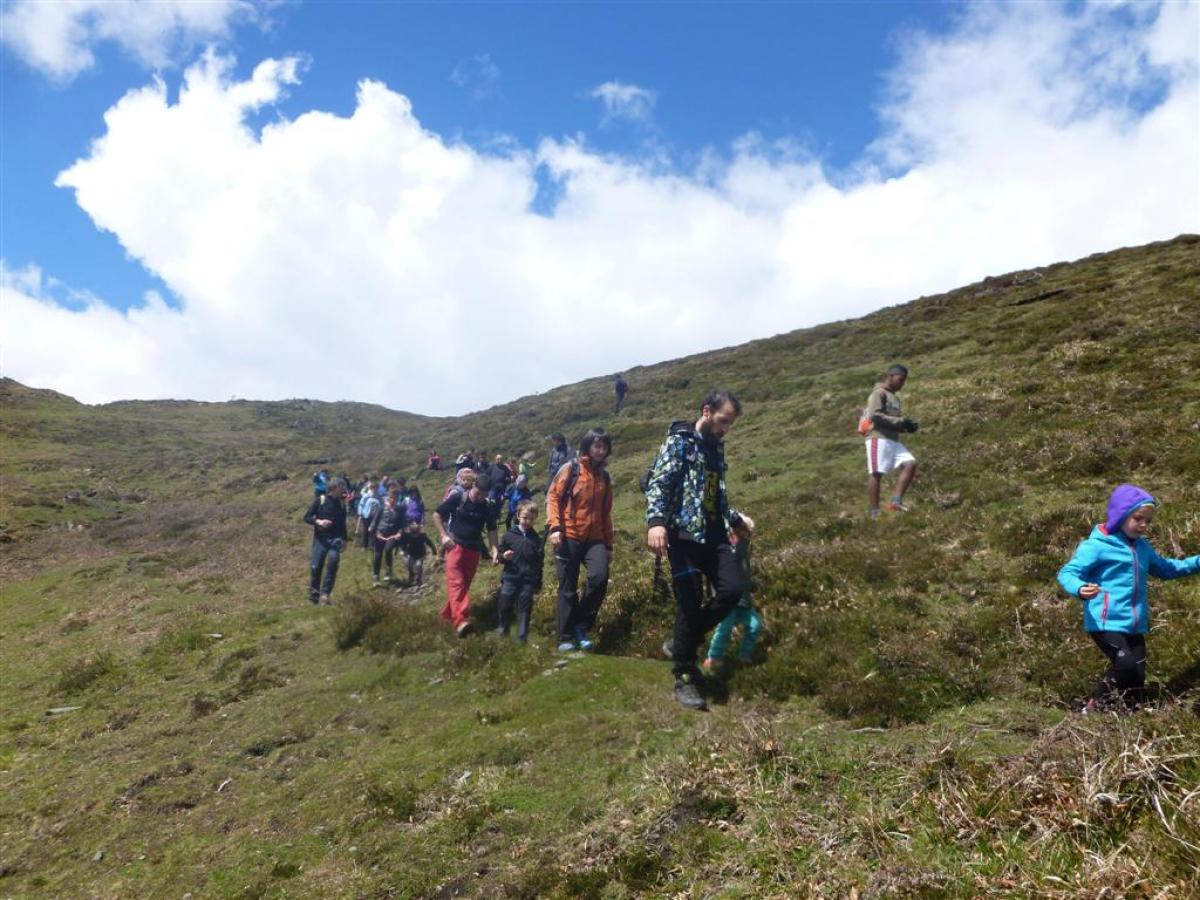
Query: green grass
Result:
<box><xmin>1</xmin><ymin>235</ymin><xmax>1199</xmax><ymax>897</ymax></box>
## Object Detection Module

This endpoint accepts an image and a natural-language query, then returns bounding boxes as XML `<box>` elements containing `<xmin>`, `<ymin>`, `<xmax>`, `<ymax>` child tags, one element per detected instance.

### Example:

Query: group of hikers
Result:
<box><xmin>304</xmin><ymin>369</ymin><xmax>1200</xmax><ymax>712</ymax></box>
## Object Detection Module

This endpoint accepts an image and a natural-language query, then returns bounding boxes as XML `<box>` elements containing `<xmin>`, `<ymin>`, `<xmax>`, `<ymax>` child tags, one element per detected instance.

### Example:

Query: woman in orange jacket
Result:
<box><xmin>546</xmin><ymin>428</ymin><xmax>614</xmax><ymax>651</ymax></box>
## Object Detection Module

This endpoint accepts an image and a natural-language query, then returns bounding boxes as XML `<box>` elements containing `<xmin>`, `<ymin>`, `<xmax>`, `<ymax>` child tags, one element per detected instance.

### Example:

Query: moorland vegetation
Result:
<box><xmin>1</xmin><ymin>235</ymin><xmax>1198</xmax><ymax>897</ymax></box>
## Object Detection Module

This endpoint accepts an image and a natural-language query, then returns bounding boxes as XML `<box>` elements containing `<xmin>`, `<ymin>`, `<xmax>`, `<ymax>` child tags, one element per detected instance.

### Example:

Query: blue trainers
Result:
<box><xmin>574</xmin><ymin>626</ymin><xmax>593</xmax><ymax>651</ymax></box>
<box><xmin>557</xmin><ymin>641</ymin><xmax>577</xmax><ymax>653</ymax></box>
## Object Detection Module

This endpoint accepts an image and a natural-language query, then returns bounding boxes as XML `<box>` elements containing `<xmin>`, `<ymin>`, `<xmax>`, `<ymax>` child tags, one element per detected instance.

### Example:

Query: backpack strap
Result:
<box><xmin>555</xmin><ymin>458</ymin><xmax>580</xmax><ymax>532</ymax></box>
<box><xmin>555</xmin><ymin>457</ymin><xmax>612</xmax><ymax>532</ymax></box>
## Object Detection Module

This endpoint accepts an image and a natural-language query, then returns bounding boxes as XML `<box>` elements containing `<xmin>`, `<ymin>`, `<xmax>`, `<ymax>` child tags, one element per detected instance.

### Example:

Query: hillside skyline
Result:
<box><xmin>5</xmin><ymin>233</ymin><xmax>1196</xmax><ymax>417</ymax></box>
<box><xmin>2</xmin><ymin>1</ymin><xmax>1197</xmax><ymax>414</ymax></box>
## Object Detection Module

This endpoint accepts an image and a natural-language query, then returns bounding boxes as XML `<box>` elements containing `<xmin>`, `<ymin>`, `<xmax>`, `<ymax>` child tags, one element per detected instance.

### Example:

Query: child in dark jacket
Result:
<box><xmin>369</xmin><ymin>486</ymin><xmax>408</xmax><ymax>585</ymax></box>
<box><xmin>496</xmin><ymin>500</ymin><xmax>545</xmax><ymax>642</ymax></box>
<box><xmin>398</xmin><ymin>522</ymin><xmax>438</xmax><ymax>588</ymax></box>
<box><xmin>1057</xmin><ymin>483</ymin><xmax>1200</xmax><ymax>712</ymax></box>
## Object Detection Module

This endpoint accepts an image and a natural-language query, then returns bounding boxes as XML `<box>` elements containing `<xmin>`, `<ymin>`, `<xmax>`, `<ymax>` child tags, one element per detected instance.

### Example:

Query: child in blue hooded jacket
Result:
<box><xmin>1057</xmin><ymin>484</ymin><xmax>1200</xmax><ymax>711</ymax></box>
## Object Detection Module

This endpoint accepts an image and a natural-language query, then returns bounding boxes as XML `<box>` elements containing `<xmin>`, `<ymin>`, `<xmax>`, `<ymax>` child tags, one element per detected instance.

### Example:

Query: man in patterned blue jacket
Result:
<box><xmin>646</xmin><ymin>389</ymin><xmax>756</xmax><ymax>710</ymax></box>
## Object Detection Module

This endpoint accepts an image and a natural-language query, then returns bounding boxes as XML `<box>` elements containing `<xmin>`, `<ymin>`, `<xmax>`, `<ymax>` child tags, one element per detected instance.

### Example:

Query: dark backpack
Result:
<box><xmin>639</xmin><ymin>420</ymin><xmax>694</xmax><ymax>495</ymax></box>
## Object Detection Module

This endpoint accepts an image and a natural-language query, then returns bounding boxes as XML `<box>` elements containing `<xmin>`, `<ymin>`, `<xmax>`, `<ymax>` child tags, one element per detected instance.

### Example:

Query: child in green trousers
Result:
<box><xmin>702</xmin><ymin>536</ymin><xmax>763</xmax><ymax>671</ymax></box>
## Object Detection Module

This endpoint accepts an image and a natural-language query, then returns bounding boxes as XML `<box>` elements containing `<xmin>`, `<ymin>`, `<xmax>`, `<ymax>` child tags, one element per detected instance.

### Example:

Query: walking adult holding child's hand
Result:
<box><xmin>645</xmin><ymin>389</ymin><xmax>755</xmax><ymax>711</ymax></box>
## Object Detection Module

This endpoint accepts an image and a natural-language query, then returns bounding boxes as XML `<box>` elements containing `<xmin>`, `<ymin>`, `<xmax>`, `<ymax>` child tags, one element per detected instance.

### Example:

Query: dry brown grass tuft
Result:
<box><xmin>546</xmin><ymin>703</ymin><xmax>1200</xmax><ymax>897</ymax></box>
<box><xmin>918</xmin><ymin>708</ymin><xmax>1200</xmax><ymax>897</ymax></box>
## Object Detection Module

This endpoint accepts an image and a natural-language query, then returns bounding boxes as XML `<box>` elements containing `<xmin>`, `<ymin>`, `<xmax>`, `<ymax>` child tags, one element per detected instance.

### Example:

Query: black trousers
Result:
<box><xmin>309</xmin><ymin>536</ymin><xmax>342</xmax><ymax>599</ymax></box>
<box><xmin>1090</xmin><ymin>631</ymin><xmax>1147</xmax><ymax>708</ymax></box>
<box><xmin>668</xmin><ymin>537</ymin><xmax>746</xmax><ymax>678</ymax></box>
<box><xmin>406</xmin><ymin>555</ymin><xmax>425</xmax><ymax>585</ymax></box>
<box><xmin>373</xmin><ymin>536</ymin><xmax>398</xmax><ymax>578</ymax></box>
<box><xmin>555</xmin><ymin>539</ymin><xmax>609</xmax><ymax>642</ymax></box>
<box><xmin>498</xmin><ymin>576</ymin><xmax>537</xmax><ymax>641</ymax></box>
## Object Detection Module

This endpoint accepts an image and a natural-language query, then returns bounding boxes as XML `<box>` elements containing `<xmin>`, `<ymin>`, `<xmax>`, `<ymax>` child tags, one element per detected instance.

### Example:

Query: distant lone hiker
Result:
<box><xmin>862</xmin><ymin>364</ymin><xmax>918</xmax><ymax>516</ymax></box>
<box><xmin>304</xmin><ymin>483</ymin><xmax>347</xmax><ymax>605</ymax></box>
<box><xmin>646</xmin><ymin>389</ymin><xmax>756</xmax><ymax>711</ymax></box>
<box><xmin>613</xmin><ymin>374</ymin><xmax>629</xmax><ymax>413</ymax></box>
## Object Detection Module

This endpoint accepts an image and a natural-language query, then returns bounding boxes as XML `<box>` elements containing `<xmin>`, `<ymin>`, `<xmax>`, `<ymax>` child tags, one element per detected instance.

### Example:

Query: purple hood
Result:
<box><xmin>1105</xmin><ymin>483</ymin><xmax>1156</xmax><ymax>534</ymax></box>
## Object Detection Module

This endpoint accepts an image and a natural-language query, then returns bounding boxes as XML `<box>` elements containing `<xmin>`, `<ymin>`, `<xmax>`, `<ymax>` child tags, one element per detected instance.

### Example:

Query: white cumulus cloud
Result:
<box><xmin>0</xmin><ymin>0</ymin><xmax>261</xmax><ymax>82</ymax></box>
<box><xmin>1</xmin><ymin>1</ymin><xmax>1196</xmax><ymax>413</ymax></box>
<box><xmin>590</xmin><ymin>80</ymin><xmax>657</xmax><ymax>125</ymax></box>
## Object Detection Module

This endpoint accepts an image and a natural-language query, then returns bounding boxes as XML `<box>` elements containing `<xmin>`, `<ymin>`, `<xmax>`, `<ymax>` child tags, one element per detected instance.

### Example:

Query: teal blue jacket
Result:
<box><xmin>1057</xmin><ymin>524</ymin><xmax>1199</xmax><ymax>634</ymax></box>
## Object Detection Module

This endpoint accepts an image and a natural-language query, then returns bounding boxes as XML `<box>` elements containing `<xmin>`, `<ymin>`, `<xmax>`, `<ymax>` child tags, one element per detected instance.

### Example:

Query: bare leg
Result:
<box><xmin>894</xmin><ymin>461</ymin><xmax>917</xmax><ymax>500</ymax></box>
<box><xmin>867</xmin><ymin>473</ymin><xmax>882</xmax><ymax>510</ymax></box>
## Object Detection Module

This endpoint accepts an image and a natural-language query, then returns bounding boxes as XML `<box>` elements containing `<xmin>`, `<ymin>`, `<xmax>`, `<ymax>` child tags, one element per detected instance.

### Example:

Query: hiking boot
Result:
<box><xmin>371</xmin><ymin>576</ymin><xmax>380</xmax><ymax>587</ymax></box>
<box><xmin>456</xmin><ymin>622</ymin><xmax>474</xmax><ymax>639</ymax></box>
<box><xmin>308</xmin><ymin>591</ymin><xmax>320</xmax><ymax>605</ymax></box>
<box><xmin>557</xmin><ymin>641</ymin><xmax>577</xmax><ymax>653</ymax></box>
<box><xmin>319</xmin><ymin>593</ymin><xmax>332</xmax><ymax>606</ymax></box>
<box><xmin>674</xmin><ymin>674</ymin><xmax>707</xmax><ymax>711</ymax></box>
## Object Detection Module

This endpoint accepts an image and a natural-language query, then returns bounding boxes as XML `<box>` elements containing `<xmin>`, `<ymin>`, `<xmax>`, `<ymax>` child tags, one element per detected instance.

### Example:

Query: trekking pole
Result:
<box><xmin>652</xmin><ymin>555</ymin><xmax>671</xmax><ymax>605</ymax></box>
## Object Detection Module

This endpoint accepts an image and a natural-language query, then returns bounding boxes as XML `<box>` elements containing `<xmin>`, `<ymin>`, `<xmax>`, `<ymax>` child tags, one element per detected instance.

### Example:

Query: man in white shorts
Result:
<box><xmin>862</xmin><ymin>364</ymin><xmax>918</xmax><ymax>516</ymax></box>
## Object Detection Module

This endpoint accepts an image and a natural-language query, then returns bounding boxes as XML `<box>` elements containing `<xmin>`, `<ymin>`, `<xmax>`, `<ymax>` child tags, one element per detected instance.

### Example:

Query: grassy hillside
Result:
<box><xmin>2</xmin><ymin>235</ymin><xmax>1198</xmax><ymax>897</ymax></box>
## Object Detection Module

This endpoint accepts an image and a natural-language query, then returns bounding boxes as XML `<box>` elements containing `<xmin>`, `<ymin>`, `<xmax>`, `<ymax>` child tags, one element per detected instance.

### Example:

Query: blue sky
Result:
<box><xmin>1</xmin><ymin>0</ymin><xmax>1197</xmax><ymax>412</ymax></box>
<box><xmin>3</xmin><ymin>2</ymin><xmax>954</xmax><ymax>310</ymax></box>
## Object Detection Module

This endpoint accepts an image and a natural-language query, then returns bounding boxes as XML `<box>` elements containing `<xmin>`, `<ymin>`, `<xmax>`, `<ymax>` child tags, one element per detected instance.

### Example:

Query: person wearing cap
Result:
<box><xmin>1058</xmin><ymin>483</ymin><xmax>1200</xmax><ymax>712</ymax></box>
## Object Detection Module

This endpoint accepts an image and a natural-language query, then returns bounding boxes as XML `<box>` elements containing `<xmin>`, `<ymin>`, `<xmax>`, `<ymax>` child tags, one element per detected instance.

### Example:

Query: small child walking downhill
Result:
<box><xmin>702</xmin><ymin>535</ymin><xmax>764</xmax><ymax>674</ymax></box>
<box><xmin>496</xmin><ymin>500</ymin><xmax>545</xmax><ymax>642</ymax></box>
<box><xmin>1057</xmin><ymin>484</ymin><xmax>1200</xmax><ymax>712</ymax></box>
<box><xmin>398</xmin><ymin>522</ymin><xmax>438</xmax><ymax>589</ymax></box>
